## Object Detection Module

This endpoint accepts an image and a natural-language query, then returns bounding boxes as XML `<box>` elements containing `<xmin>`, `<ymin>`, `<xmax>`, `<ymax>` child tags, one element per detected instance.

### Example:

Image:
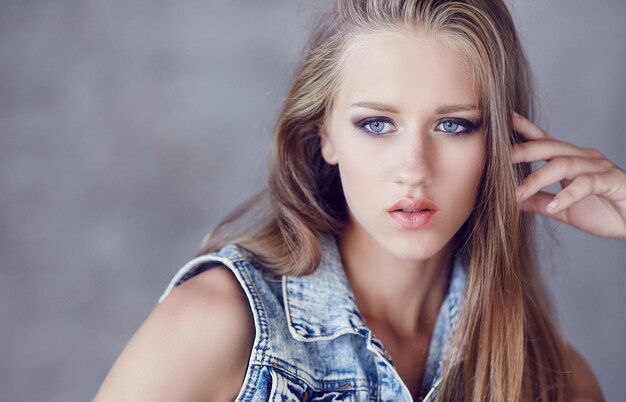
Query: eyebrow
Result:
<box><xmin>351</xmin><ymin>101</ymin><xmax>399</xmax><ymax>113</ymax></box>
<box><xmin>435</xmin><ymin>104</ymin><xmax>481</xmax><ymax>115</ymax></box>
<box><xmin>350</xmin><ymin>101</ymin><xmax>481</xmax><ymax>115</ymax></box>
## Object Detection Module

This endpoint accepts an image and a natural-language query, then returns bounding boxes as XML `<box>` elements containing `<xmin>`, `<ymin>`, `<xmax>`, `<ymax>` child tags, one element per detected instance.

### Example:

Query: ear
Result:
<box><xmin>319</xmin><ymin>126</ymin><xmax>338</xmax><ymax>165</ymax></box>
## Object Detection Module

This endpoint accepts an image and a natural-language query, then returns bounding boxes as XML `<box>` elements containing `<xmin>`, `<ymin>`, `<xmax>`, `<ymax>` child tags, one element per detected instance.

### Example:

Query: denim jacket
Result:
<box><xmin>159</xmin><ymin>236</ymin><xmax>466</xmax><ymax>401</ymax></box>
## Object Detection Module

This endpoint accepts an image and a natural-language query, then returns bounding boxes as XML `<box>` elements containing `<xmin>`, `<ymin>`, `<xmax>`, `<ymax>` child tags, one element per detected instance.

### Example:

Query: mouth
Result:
<box><xmin>388</xmin><ymin>198</ymin><xmax>439</xmax><ymax>229</ymax></box>
<box><xmin>387</xmin><ymin>198</ymin><xmax>439</xmax><ymax>213</ymax></box>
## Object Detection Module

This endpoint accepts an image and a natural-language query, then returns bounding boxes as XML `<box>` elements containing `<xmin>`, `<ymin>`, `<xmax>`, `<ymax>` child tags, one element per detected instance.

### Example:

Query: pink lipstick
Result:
<box><xmin>388</xmin><ymin>198</ymin><xmax>439</xmax><ymax>229</ymax></box>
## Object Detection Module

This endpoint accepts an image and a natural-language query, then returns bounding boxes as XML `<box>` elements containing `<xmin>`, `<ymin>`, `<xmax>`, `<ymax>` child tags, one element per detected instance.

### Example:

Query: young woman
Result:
<box><xmin>95</xmin><ymin>1</ymin><xmax>624</xmax><ymax>401</ymax></box>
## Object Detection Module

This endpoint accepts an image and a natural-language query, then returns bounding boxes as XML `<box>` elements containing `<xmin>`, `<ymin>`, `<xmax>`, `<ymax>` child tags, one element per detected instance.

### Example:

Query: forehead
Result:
<box><xmin>335</xmin><ymin>30</ymin><xmax>479</xmax><ymax>111</ymax></box>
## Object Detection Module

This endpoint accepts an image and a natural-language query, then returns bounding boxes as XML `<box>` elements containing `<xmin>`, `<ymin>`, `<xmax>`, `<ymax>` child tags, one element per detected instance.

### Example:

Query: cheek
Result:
<box><xmin>440</xmin><ymin>139</ymin><xmax>485</xmax><ymax>202</ymax></box>
<box><xmin>333</xmin><ymin>137</ymin><xmax>389</xmax><ymax>205</ymax></box>
<box><xmin>336</xmin><ymin>144</ymin><xmax>378</xmax><ymax>194</ymax></box>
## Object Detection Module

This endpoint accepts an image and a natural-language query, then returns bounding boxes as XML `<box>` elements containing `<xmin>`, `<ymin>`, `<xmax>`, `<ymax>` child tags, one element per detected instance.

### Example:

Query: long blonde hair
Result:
<box><xmin>199</xmin><ymin>1</ymin><xmax>569</xmax><ymax>400</ymax></box>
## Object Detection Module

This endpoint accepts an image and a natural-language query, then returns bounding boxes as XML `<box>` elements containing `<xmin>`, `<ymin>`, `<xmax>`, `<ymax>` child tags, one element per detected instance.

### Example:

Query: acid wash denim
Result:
<box><xmin>159</xmin><ymin>236</ymin><xmax>466</xmax><ymax>402</ymax></box>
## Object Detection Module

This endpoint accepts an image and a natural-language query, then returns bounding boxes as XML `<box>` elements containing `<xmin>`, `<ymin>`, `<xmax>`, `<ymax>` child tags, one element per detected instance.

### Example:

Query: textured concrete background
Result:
<box><xmin>1</xmin><ymin>1</ymin><xmax>624</xmax><ymax>401</ymax></box>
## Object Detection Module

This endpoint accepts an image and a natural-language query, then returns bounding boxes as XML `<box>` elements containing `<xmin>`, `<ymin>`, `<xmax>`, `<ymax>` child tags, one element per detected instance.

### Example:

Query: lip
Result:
<box><xmin>388</xmin><ymin>197</ymin><xmax>439</xmax><ymax>230</ymax></box>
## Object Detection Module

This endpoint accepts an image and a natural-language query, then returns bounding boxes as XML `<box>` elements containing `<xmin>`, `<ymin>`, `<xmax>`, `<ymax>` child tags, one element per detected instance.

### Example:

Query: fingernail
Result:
<box><xmin>547</xmin><ymin>199</ymin><xmax>559</xmax><ymax>211</ymax></box>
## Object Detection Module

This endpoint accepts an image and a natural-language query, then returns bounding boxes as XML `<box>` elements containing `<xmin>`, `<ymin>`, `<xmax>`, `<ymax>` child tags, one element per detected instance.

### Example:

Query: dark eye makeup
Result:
<box><xmin>436</xmin><ymin>118</ymin><xmax>481</xmax><ymax>136</ymax></box>
<box><xmin>355</xmin><ymin>117</ymin><xmax>396</xmax><ymax>135</ymax></box>
<box><xmin>353</xmin><ymin>116</ymin><xmax>482</xmax><ymax>137</ymax></box>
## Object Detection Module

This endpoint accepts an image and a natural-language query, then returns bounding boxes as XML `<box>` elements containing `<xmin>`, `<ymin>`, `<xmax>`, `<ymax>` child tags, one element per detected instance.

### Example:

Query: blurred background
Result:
<box><xmin>1</xmin><ymin>0</ymin><xmax>624</xmax><ymax>401</ymax></box>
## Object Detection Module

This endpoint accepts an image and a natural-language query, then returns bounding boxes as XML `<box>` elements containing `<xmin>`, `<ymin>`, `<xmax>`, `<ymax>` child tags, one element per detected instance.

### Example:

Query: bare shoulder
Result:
<box><xmin>93</xmin><ymin>265</ymin><xmax>255</xmax><ymax>402</ymax></box>
<box><xmin>565</xmin><ymin>343</ymin><xmax>605</xmax><ymax>402</ymax></box>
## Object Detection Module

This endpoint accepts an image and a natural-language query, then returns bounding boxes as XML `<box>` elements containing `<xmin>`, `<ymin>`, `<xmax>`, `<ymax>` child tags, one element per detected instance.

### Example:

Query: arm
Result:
<box><xmin>565</xmin><ymin>343</ymin><xmax>605</xmax><ymax>402</ymax></box>
<box><xmin>93</xmin><ymin>265</ymin><xmax>255</xmax><ymax>402</ymax></box>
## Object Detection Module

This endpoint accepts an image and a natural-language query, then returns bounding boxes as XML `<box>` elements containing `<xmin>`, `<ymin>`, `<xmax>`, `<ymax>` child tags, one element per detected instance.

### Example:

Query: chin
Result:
<box><xmin>380</xmin><ymin>235</ymin><xmax>447</xmax><ymax>262</ymax></box>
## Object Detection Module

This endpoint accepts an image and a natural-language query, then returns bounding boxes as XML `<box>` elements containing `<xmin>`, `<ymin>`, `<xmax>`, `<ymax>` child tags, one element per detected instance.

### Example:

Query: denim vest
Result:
<box><xmin>159</xmin><ymin>236</ymin><xmax>466</xmax><ymax>401</ymax></box>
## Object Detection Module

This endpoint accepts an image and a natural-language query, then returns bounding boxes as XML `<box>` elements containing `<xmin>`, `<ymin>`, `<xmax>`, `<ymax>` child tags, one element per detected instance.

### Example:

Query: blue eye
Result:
<box><xmin>436</xmin><ymin>118</ymin><xmax>477</xmax><ymax>136</ymax></box>
<box><xmin>368</xmin><ymin>120</ymin><xmax>386</xmax><ymax>133</ymax></box>
<box><xmin>442</xmin><ymin>121</ymin><xmax>461</xmax><ymax>132</ymax></box>
<box><xmin>356</xmin><ymin>117</ymin><xmax>395</xmax><ymax>136</ymax></box>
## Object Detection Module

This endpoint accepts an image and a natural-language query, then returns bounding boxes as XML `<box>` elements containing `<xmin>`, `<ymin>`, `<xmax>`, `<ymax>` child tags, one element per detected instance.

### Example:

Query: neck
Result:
<box><xmin>338</xmin><ymin>227</ymin><xmax>453</xmax><ymax>340</ymax></box>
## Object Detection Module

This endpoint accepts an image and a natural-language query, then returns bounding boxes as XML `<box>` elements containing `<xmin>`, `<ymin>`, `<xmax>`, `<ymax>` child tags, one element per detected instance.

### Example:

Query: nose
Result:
<box><xmin>394</xmin><ymin>131</ymin><xmax>434</xmax><ymax>189</ymax></box>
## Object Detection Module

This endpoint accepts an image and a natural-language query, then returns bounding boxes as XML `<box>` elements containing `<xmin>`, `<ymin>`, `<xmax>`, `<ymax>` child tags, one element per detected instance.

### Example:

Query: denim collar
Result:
<box><xmin>283</xmin><ymin>235</ymin><xmax>467</xmax><ymax>343</ymax></box>
<box><xmin>283</xmin><ymin>235</ymin><xmax>370</xmax><ymax>341</ymax></box>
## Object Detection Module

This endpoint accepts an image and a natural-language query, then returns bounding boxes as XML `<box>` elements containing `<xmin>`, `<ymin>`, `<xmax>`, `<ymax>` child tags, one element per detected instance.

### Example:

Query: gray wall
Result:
<box><xmin>1</xmin><ymin>1</ymin><xmax>624</xmax><ymax>401</ymax></box>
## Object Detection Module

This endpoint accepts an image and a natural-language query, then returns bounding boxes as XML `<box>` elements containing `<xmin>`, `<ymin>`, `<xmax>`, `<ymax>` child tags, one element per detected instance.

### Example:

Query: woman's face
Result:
<box><xmin>321</xmin><ymin>30</ymin><xmax>486</xmax><ymax>261</ymax></box>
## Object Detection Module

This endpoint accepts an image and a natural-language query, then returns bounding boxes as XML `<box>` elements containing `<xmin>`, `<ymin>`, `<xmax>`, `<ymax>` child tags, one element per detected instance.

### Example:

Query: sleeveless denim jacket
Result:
<box><xmin>159</xmin><ymin>236</ymin><xmax>466</xmax><ymax>401</ymax></box>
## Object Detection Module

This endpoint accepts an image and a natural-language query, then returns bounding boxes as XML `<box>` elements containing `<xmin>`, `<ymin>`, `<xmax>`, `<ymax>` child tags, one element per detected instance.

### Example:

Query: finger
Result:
<box><xmin>511</xmin><ymin>139</ymin><xmax>604</xmax><ymax>164</ymax></box>
<box><xmin>519</xmin><ymin>191</ymin><xmax>569</xmax><ymax>222</ymax></box>
<box><xmin>517</xmin><ymin>156</ymin><xmax>614</xmax><ymax>201</ymax></box>
<box><xmin>547</xmin><ymin>171</ymin><xmax>620</xmax><ymax>214</ymax></box>
<box><xmin>512</xmin><ymin>112</ymin><xmax>552</xmax><ymax>141</ymax></box>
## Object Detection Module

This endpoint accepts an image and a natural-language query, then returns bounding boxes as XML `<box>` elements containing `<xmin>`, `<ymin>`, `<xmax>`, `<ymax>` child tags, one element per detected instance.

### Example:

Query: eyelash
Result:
<box><xmin>355</xmin><ymin>117</ymin><xmax>480</xmax><ymax>137</ymax></box>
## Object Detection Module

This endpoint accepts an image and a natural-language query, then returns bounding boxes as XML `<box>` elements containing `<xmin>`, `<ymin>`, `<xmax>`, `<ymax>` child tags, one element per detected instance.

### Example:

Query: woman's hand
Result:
<box><xmin>511</xmin><ymin>112</ymin><xmax>626</xmax><ymax>240</ymax></box>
